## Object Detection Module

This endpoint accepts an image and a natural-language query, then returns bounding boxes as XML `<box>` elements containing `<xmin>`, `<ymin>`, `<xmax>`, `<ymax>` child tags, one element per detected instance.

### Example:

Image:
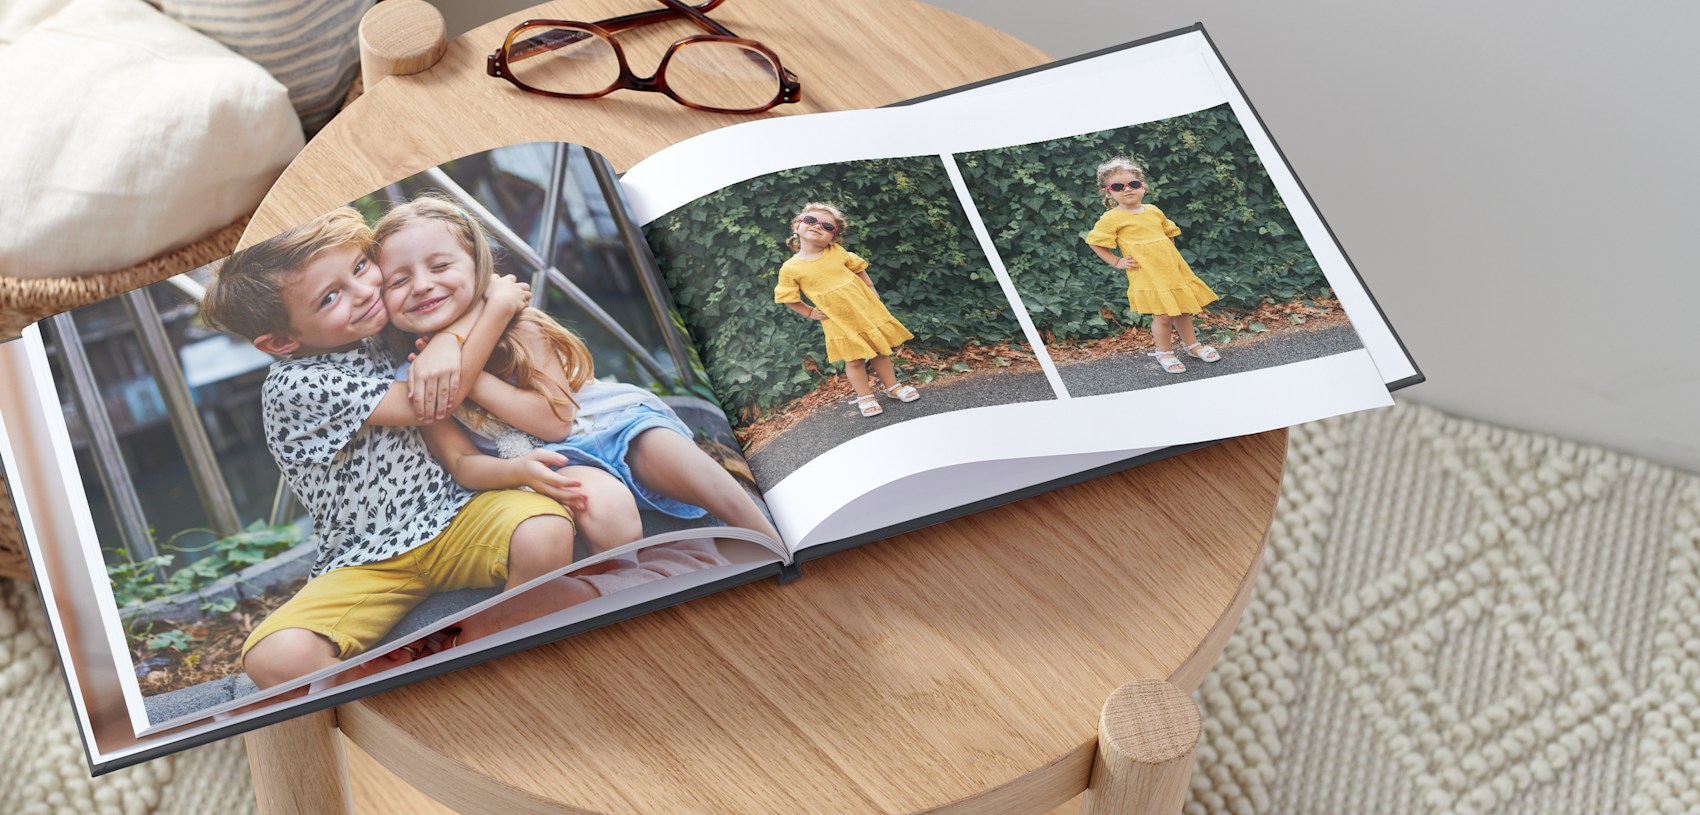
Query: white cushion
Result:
<box><xmin>0</xmin><ymin>0</ymin><xmax>304</xmax><ymax>279</ymax></box>
<box><xmin>160</xmin><ymin>0</ymin><xmax>374</xmax><ymax>135</ymax></box>
<box><xmin>0</xmin><ymin>0</ymin><xmax>74</xmax><ymax>44</ymax></box>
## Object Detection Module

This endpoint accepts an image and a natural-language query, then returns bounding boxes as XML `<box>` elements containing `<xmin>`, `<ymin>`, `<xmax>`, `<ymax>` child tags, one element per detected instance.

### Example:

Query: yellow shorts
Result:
<box><xmin>242</xmin><ymin>490</ymin><xmax>570</xmax><ymax>661</ymax></box>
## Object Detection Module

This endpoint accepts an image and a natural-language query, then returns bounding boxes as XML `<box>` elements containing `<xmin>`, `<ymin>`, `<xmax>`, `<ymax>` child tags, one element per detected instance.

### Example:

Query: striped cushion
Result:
<box><xmin>160</xmin><ymin>0</ymin><xmax>375</xmax><ymax>135</ymax></box>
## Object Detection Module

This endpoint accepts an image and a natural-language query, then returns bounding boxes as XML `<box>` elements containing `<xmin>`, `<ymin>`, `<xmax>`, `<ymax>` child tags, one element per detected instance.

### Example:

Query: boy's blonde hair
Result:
<box><xmin>201</xmin><ymin>207</ymin><xmax>374</xmax><ymax>342</ymax></box>
<box><xmin>373</xmin><ymin>194</ymin><xmax>595</xmax><ymax>428</ymax></box>
<box><xmin>786</xmin><ymin>202</ymin><xmax>848</xmax><ymax>252</ymax></box>
<box><xmin>1094</xmin><ymin>157</ymin><xmax>1145</xmax><ymax>209</ymax></box>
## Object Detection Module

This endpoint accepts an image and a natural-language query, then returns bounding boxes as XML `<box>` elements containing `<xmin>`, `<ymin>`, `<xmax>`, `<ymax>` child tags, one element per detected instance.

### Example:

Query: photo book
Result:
<box><xmin>0</xmin><ymin>26</ymin><xmax>1421</xmax><ymax>772</ymax></box>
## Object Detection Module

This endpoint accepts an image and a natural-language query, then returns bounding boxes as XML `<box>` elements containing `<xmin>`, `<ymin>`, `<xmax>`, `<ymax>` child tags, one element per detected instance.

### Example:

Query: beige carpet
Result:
<box><xmin>1189</xmin><ymin>401</ymin><xmax>1699</xmax><ymax>815</ymax></box>
<box><xmin>2</xmin><ymin>400</ymin><xmax>1695</xmax><ymax>814</ymax></box>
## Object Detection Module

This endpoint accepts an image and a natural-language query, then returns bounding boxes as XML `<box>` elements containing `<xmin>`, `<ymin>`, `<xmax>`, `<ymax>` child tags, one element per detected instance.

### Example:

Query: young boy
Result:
<box><xmin>202</xmin><ymin>208</ymin><xmax>594</xmax><ymax>690</ymax></box>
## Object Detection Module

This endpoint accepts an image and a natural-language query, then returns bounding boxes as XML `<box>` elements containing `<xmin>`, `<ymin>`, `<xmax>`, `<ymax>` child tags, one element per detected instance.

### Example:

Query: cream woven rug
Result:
<box><xmin>2</xmin><ymin>400</ymin><xmax>1695</xmax><ymax>814</ymax></box>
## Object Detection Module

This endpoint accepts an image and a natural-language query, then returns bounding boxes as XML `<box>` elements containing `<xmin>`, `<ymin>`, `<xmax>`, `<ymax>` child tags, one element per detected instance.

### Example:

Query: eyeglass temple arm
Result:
<box><xmin>496</xmin><ymin>0</ymin><xmax>726</xmax><ymax>66</ymax></box>
<box><xmin>601</xmin><ymin>0</ymin><xmax>731</xmax><ymax>36</ymax></box>
<box><xmin>649</xmin><ymin>0</ymin><xmax>799</xmax><ymax>89</ymax></box>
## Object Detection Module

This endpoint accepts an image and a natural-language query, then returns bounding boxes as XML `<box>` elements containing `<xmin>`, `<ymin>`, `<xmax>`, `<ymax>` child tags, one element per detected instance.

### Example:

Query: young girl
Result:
<box><xmin>1083</xmin><ymin>158</ymin><xmax>1222</xmax><ymax>374</ymax></box>
<box><xmin>774</xmin><ymin>203</ymin><xmax>919</xmax><ymax>417</ymax></box>
<box><xmin>375</xmin><ymin>195</ymin><xmax>781</xmax><ymax>548</ymax></box>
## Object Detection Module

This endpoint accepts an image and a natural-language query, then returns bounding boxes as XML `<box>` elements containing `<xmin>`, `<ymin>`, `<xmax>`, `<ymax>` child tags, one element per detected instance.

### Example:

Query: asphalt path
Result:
<box><xmin>746</xmin><ymin>366</ymin><xmax>1056</xmax><ymax>487</ymax></box>
<box><xmin>1056</xmin><ymin>323</ymin><xmax>1365</xmax><ymax>397</ymax></box>
<box><xmin>746</xmin><ymin>324</ymin><xmax>1365</xmax><ymax>488</ymax></box>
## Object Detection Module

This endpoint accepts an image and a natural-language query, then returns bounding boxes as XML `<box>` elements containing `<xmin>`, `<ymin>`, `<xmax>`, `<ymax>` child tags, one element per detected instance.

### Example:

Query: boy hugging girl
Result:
<box><xmin>201</xmin><ymin>207</ymin><xmax>717</xmax><ymax>691</ymax></box>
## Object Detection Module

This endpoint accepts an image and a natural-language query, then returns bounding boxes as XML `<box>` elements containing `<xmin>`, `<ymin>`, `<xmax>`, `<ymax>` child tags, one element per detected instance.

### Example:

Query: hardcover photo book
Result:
<box><xmin>0</xmin><ymin>26</ymin><xmax>1420</xmax><ymax>772</ymax></box>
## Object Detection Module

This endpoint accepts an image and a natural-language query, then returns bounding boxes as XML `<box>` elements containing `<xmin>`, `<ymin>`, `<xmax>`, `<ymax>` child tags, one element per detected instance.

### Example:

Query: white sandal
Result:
<box><xmin>1183</xmin><ymin>341</ymin><xmax>1221</xmax><ymax>363</ymax></box>
<box><xmin>1149</xmin><ymin>349</ymin><xmax>1186</xmax><ymax>374</ymax></box>
<box><xmin>882</xmin><ymin>383</ymin><xmax>920</xmax><ymax>402</ymax></box>
<box><xmin>855</xmin><ymin>394</ymin><xmax>884</xmax><ymax>417</ymax></box>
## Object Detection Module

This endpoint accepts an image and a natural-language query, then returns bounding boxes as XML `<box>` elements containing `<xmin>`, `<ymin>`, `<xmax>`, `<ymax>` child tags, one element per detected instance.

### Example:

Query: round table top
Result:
<box><xmin>242</xmin><ymin>2</ymin><xmax>1285</xmax><ymax>813</ymax></box>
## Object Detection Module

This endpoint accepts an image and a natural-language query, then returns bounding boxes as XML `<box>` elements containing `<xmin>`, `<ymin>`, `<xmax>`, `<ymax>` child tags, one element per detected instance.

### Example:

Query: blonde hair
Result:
<box><xmin>201</xmin><ymin>207</ymin><xmax>374</xmax><ymax>342</ymax></box>
<box><xmin>1094</xmin><ymin>157</ymin><xmax>1145</xmax><ymax>209</ymax></box>
<box><xmin>373</xmin><ymin>194</ymin><xmax>595</xmax><ymax>429</ymax></box>
<box><xmin>786</xmin><ymin>202</ymin><xmax>849</xmax><ymax>252</ymax></box>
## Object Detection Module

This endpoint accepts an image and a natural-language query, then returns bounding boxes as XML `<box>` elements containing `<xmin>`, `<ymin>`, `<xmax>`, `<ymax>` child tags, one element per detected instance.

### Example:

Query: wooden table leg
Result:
<box><xmin>245</xmin><ymin>708</ymin><xmax>355</xmax><ymax>815</ymax></box>
<box><xmin>1080</xmin><ymin>680</ymin><xmax>1201</xmax><ymax>815</ymax></box>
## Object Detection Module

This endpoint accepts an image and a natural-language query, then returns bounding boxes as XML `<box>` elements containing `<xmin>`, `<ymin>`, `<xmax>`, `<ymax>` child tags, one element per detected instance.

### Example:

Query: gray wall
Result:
<box><xmin>433</xmin><ymin>0</ymin><xmax>1699</xmax><ymax>473</ymax></box>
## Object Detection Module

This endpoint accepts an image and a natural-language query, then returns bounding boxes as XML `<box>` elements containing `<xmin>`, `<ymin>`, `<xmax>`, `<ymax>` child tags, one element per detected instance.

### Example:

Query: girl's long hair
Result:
<box><xmin>373</xmin><ymin>194</ymin><xmax>595</xmax><ymax>431</ymax></box>
<box><xmin>786</xmin><ymin>202</ymin><xmax>849</xmax><ymax>251</ymax></box>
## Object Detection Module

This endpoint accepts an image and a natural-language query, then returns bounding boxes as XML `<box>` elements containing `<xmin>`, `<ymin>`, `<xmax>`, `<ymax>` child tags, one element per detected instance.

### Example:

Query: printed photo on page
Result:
<box><xmin>24</xmin><ymin>144</ymin><xmax>784</xmax><ymax>732</ymax></box>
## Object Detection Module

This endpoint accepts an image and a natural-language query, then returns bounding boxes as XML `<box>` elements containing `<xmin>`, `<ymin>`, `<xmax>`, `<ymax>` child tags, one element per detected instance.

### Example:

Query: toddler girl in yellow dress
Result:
<box><xmin>1084</xmin><ymin>157</ymin><xmax>1222</xmax><ymax>374</ymax></box>
<box><xmin>774</xmin><ymin>202</ymin><xmax>919</xmax><ymax>417</ymax></box>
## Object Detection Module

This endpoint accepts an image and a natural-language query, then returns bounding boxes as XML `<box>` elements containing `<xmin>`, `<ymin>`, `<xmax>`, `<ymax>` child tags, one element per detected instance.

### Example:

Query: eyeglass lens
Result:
<box><xmin>801</xmin><ymin>215</ymin><xmax>837</xmax><ymax>232</ymax></box>
<box><xmin>506</xmin><ymin>24</ymin><xmax>782</xmax><ymax>112</ymax></box>
<box><xmin>665</xmin><ymin>40</ymin><xmax>783</xmax><ymax>112</ymax></box>
<box><xmin>507</xmin><ymin>25</ymin><xmax>621</xmax><ymax>95</ymax></box>
<box><xmin>1108</xmin><ymin>180</ymin><xmax>1143</xmax><ymax>191</ymax></box>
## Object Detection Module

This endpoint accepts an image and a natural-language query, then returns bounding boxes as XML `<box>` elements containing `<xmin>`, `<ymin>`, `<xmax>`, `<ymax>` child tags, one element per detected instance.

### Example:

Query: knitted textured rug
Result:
<box><xmin>1</xmin><ymin>400</ymin><xmax>1695</xmax><ymax>814</ymax></box>
<box><xmin>1188</xmin><ymin>401</ymin><xmax>1699</xmax><ymax>815</ymax></box>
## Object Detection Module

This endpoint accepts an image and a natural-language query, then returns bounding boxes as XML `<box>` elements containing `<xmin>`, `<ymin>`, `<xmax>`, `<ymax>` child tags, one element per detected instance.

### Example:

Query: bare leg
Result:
<box><xmin>870</xmin><ymin>354</ymin><xmax>900</xmax><ymax>390</ymax></box>
<box><xmin>558</xmin><ymin>464</ymin><xmax>641</xmax><ymax>554</ymax></box>
<box><xmin>843</xmin><ymin>358</ymin><xmax>874</xmax><ymax>398</ymax></box>
<box><xmin>504</xmin><ymin>514</ymin><xmax>579</xmax><ymax>586</ymax></box>
<box><xmin>629</xmin><ymin>428</ymin><xmax>781</xmax><ymax>541</ymax></box>
<box><xmin>243</xmin><ymin>628</ymin><xmax>344</xmax><ymax>690</ymax></box>
<box><xmin>1150</xmin><ymin>314</ymin><xmax>1177</xmax><ymax>353</ymax></box>
<box><xmin>458</xmin><ymin>514</ymin><xmax>595</xmax><ymax>644</ymax></box>
<box><xmin>1174</xmin><ymin>314</ymin><xmax>1201</xmax><ymax>348</ymax></box>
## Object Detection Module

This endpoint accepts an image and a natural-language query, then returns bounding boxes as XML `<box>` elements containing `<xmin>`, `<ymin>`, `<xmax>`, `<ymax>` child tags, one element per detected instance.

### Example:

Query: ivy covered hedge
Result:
<box><xmin>956</xmin><ymin>103</ymin><xmax>1327</xmax><ymax>342</ymax></box>
<box><xmin>645</xmin><ymin>157</ymin><xmax>1023</xmax><ymax>417</ymax></box>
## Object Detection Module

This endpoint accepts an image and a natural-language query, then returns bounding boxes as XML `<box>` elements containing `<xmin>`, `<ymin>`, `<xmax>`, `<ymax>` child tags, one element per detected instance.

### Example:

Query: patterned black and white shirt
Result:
<box><xmin>261</xmin><ymin>338</ymin><xmax>472</xmax><ymax>576</ymax></box>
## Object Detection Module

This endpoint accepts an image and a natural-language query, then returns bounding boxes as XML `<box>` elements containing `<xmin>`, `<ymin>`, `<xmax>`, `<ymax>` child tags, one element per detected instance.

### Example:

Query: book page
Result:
<box><xmin>0</xmin><ymin>143</ymin><xmax>787</xmax><ymax>756</ymax></box>
<box><xmin>624</xmin><ymin>29</ymin><xmax>1402</xmax><ymax>549</ymax></box>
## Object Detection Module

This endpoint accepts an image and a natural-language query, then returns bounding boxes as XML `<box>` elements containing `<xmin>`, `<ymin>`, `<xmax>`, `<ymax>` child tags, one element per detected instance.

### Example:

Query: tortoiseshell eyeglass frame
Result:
<box><xmin>487</xmin><ymin>0</ymin><xmax>803</xmax><ymax>115</ymax></box>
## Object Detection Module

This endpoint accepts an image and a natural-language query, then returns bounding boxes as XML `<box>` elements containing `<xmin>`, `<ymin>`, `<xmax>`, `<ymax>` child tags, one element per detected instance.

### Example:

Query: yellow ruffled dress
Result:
<box><xmin>1085</xmin><ymin>205</ymin><xmax>1219</xmax><ymax>316</ymax></box>
<box><xmin>774</xmin><ymin>244</ymin><xmax>915</xmax><ymax>362</ymax></box>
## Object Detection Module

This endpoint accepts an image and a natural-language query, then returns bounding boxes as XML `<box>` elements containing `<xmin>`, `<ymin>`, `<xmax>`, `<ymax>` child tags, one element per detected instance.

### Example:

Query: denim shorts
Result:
<box><xmin>543</xmin><ymin>404</ymin><xmax>708</xmax><ymax>519</ymax></box>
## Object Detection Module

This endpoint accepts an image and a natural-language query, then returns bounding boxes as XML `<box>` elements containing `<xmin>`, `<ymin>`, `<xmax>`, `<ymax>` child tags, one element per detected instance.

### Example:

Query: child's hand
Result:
<box><xmin>409</xmin><ymin>334</ymin><xmax>463</xmax><ymax>422</ymax></box>
<box><xmin>1114</xmin><ymin>257</ymin><xmax>1140</xmax><ymax>271</ymax></box>
<box><xmin>807</xmin><ymin>306</ymin><xmax>826</xmax><ymax>321</ymax></box>
<box><xmin>513</xmin><ymin>449</ymin><xmax>588</xmax><ymax>513</ymax></box>
<box><xmin>485</xmin><ymin>273</ymin><xmax>533</xmax><ymax>317</ymax></box>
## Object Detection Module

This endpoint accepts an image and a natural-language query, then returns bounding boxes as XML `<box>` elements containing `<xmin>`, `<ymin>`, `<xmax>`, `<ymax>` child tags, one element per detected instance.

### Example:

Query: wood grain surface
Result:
<box><xmin>334</xmin><ymin>431</ymin><xmax>1281</xmax><ymax>815</ymax></box>
<box><xmin>240</xmin><ymin>0</ymin><xmax>1059</xmax><ymax>245</ymax></box>
<box><xmin>241</xmin><ymin>2</ymin><xmax>1287</xmax><ymax>812</ymax></box>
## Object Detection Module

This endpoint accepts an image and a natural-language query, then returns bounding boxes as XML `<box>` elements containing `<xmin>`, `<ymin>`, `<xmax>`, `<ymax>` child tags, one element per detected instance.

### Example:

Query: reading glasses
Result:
<box><xmin>487</xmin><ymin>0</ymin><xmax>803</xmax><ymax>114</ymax></box>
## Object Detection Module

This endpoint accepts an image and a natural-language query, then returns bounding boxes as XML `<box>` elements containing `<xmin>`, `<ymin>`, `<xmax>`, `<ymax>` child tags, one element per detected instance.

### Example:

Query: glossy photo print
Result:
<box><xmin>37</xmin><ymin>143</ymin><xmax>778</xmax><ymax>730</ymax></box>
<box><xmin>954</xmin><ymin>104</ymin><xmax>1364</xmax><ymax>396</ymax></box>
<box><xmin>644</xmin><ymin>155</ymin><xmax>1055</xmax><ymax>490</ymax></box>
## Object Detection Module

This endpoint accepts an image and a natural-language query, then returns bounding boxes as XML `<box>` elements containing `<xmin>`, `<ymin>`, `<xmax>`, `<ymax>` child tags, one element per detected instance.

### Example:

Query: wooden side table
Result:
<box><xmin>242</xmin><ymin>2</ymin><xmax>1287</xmax><ymax>813</ymax></box>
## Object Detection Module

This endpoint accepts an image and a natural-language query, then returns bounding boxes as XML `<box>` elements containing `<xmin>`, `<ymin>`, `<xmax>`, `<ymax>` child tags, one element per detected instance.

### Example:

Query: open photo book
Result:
<box><xmin>0</xmin><ymin>25</ymin><xmax>1420</xmax><ymax>773</ymax></box>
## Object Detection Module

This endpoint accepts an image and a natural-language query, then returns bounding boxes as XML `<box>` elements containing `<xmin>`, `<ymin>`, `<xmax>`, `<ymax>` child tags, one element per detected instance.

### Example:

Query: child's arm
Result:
<box><xmin>468</xmin><ymin>372</ymin><xmax>577</xmax><ymax>441</ymax></box>
<box><xmin>1089</xmin><ymin>245</ymin><xmax>1138</xmax><ymax>270</ymax></box>
<box><xmin>421</xmin><ymin>420</ymin><xmax>588</xmax><ymax>513</ymax></box>
<box><xmin>403</xmin><ymin>299</ymin><xmax>485</xmax><ymax>419</ymax></box>
<box><xmin>457</xmin><ymin>319</ymin><xmax>581</xmax><ymax>440</ymax></box>
<box><xmin>775</xmin><ymin>265</ymin><xmax>823</xmax><ymax>318</ymax></box>
<box><xmin>404</xmin><ymin>274</ymin><xmax>533</xmax><ymax>422</ymax></box>
<box><xmin>785</xmin><ymin>302</ymin><xmax>825</xmax><ymax>320</ymax></box>
<box><xmin>855</xmin><ymin>269</ymin><xmax>878</xmax><ymax>293</ymax></box>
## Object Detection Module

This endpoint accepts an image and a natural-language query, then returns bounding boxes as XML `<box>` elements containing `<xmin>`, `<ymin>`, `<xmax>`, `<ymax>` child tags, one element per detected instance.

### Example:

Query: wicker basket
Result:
<box><xmin>0</xmin><ymin>214</ymin><xmax>250</xmax><ymax>581</ymax></box>
<box><xmin>0</xmin><ymin>216</ymin><xmax>250</xmax><ymax>341</ymax></box>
